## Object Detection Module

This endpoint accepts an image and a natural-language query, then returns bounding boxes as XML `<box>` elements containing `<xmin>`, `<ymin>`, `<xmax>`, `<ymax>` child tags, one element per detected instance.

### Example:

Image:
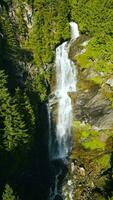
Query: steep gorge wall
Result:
<box><xmin>62</xmin><ymin>35</ymin><xmax>113</xmax><ymax>200</ymax></box>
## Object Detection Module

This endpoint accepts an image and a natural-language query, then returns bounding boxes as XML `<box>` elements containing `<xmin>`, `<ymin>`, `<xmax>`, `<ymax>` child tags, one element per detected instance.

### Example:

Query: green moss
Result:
<box><xmin>75</xmin><ymin>52</ymin><xmax>92</xmax><ymax>69</ymax></box>
<box><xmin>83</xmin><ymin>137</ymin><xmax>105</xmax><ymax>150</ymax></box>
<box><xmin>73</xmin><ymin>121</ymin><xmax>106</xmax><ymax>150</ymax></box>
<box><xmin>89</xmin><ymin>76</ymin><xmax>103</xmax><ymax>85</ymax></box>
<box><xmin>73</xmin><ymin>120</ymin><xmax>82</xmax><ymax>129</ymax></box>
<box><xmin>97</xmin><ymin>154</ymin><xmax>111</xmax><ymax>170</ymax></box>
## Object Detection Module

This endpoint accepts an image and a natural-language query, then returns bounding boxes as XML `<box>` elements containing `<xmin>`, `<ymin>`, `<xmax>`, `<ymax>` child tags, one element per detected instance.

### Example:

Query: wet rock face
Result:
<box><xmin>69</xmin><ymin>35</ymin><xmax>90</xmax><ymax>59</ymax></box>
<box><xmin>106</xmin><ymin>76</ymin><xmax>113</xmax><ymax>87</ymax></box>
<box><xmin>71</xmin><ymin>68</ymin><xmax>113</xmax><ymax>130</ymax></box>
<box><xmin>74</xmin><ymin>88</ymin><xmax>113</xmax><ymax>129</ymax></box>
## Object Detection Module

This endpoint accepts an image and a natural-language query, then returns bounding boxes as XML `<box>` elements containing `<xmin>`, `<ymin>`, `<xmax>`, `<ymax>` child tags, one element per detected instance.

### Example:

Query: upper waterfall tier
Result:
<box><xmin>55</xmin><ymin>41</ymin><xmax>76</xmax><ymax>96</ymax></box>
<box><xmin>70</xmin><ymin>22</ymin><xmax>79</xmax><ymax>40</ymax></box>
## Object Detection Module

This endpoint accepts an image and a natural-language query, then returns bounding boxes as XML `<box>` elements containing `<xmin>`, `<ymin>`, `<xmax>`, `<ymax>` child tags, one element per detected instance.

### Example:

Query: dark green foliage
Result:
<box><xmin>2</xmin><ymin>184</ymin><xmax>19</xmax><ymax>200</ymax></box>
<box><xmin>70</xmin><ymin>0</ymin><xmax>113</xmax><ymax>75</ymax></box>
<box><xmin>76</xmin><ymin>34</ymin><xmax>113</xmax><ymax>73</ymax></box>
<box><xmin>70</xmin><ymin>0</ymin><xmax>113</xmax><ymax>35</ymax></box>
<box><xmin>2</xmin><ymin>184</ymin><xmax>15</xmax><ymax>200</ymax></box>
<box><xmin>28</xmin><ymin>0</ymin><xmax>70</xmax><ymax>66</ymax></box>
<box><xmin>0</xmin><ymin>70</ymin><xmax>30</xmax><ymax>151</ymax></box>
<box><xmin>1</xmin><ymin>8</ymin><xmax>19</xmax><ymax>62</ymax></box>
<box><xmin>0</xmin><ymin>1</ymin><xmax>54</xmax><ymax>199</ymax></box>
<box><xmin>15</xmin><ymin>7</ymin><xmax>28</xmax><ymax>41</ymax></box>
<box><xmin>14</xmin><ymin>88</ymin><xmax>36</xmax><ymax>137</ymax></box>
<box><xmin>23</xmin><ymin>0</ymin><xmax>71</xmax><ymax>100</ymax></box>
<box><xmin>0</xmin><ymin>6</ymin><xmax>22</xmax><ymax>91</ymax></box>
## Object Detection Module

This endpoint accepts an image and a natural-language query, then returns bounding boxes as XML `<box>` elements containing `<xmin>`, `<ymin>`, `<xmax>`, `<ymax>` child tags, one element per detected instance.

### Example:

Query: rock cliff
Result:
<box><xmin>62</xmin><ymin>36</ymin><xmax>113</xmax><ymax>200</ymax></box>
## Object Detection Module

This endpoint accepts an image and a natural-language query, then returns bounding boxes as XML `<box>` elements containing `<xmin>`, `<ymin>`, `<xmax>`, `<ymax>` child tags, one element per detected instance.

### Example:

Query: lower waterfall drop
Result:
<box><xmin>55</xmin><ymin>41</ymin><xmax>76</xmax><ymax>159</ymax></box>
<box><xmin>48</xmin><ymin>22</ymin><xmax>80</xmax><ymax>200</ymax></box>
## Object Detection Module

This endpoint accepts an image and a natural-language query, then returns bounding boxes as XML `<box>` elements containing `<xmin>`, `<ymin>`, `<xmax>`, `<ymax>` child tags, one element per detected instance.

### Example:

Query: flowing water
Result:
<box><xmin>49</xmin><ymin>22</ymin><xmax>79</xmax><ymax>159</ymax></box>
<box><xmin>48</xmin><ymin>22</ymin><xmax>79</xmax><ymax>199</ymax></box>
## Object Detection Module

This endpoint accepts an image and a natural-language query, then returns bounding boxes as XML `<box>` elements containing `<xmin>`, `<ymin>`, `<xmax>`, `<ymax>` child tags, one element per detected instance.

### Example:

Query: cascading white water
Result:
<box><xmin>54</xmin><ymin>22</ymin><xmax>79</xmax><ymax>159</ymax></box>
<box><xmin>70</xmin><ymin>22</ymin><xmax>79</xmax><ymax>40</ymax></box>
<box><xmin>48</xmin><ymin>22</ymin><xmax>80</xmax><ymax>200</ymax></box>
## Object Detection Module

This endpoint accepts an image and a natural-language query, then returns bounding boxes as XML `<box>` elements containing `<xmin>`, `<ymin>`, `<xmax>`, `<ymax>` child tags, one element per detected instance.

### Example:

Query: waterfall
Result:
<box><xmin>69</xmin><ymin>22</ymin><xmax>79</xmax><ymax>40</ymax></box>
<box><xmin>48</xmin><ymin>22</ymin><xmax>79</xmax><ymax>200</ymax></box>
<box><xmin>49</xmin><ymin>22</ymin><xmax>79</xmax><ymax>160</ymax></box>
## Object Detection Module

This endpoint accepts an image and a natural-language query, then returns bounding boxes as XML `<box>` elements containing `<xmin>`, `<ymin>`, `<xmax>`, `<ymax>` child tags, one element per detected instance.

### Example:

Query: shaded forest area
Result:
<box><xmin>0</xmin><ymin>0</ymin><xmax>71</xmax><ymax>199</ymax></box>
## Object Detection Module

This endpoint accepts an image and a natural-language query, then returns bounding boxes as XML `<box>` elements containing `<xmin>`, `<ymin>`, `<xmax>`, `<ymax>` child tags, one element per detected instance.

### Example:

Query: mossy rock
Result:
<box><xmin>96</xmin><ymin>154</ymin><xmax>111</xmax><ymax>171</ymax></box>
<box><xmin>69</xmin><ymin>34</ymin><xmax>90</xmax><ymax>60</ymax></box>
<box><xmin>92</xmin><ymin>193</ymin><xmax>106</xmax><ymax>200</ymax></box>
<box><xmin>72</xmin><ymin>121</ymin><xmax>108</xmax><ymax>151</ymax></box>
<box><xmin>95</xmin><ymin>176</ymin><xmax>108</xmax><ymax>189</ymax></box>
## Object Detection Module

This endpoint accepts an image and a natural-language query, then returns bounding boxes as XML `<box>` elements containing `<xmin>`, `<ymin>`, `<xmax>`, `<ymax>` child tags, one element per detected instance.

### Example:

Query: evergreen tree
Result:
<box><xmin>2</xmin><ymin>184</ymin><xmax>16</xmax><ymax>200</ymax></box>
<box><xmin>0</xmin><ymin>70</ymin><xmax>30</xmax><ymax>151</ymax></box>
